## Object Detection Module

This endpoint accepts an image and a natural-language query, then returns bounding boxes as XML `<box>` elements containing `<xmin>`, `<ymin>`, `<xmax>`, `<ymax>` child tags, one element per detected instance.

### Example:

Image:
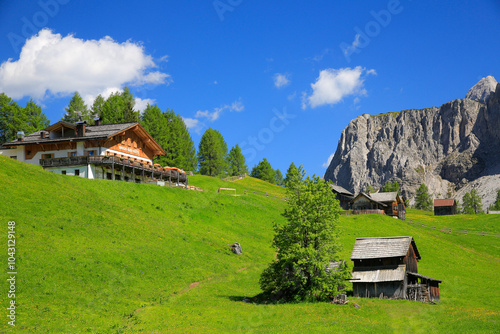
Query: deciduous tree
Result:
<box><xmin>260</xmin><ymin>174</ymin><xmax>350</xmax><ymax>302</ymax></box>
<box><xmin>382</xmin><ymin>181</ymin><xmax>400</xmax><ymax>193</ymax></box>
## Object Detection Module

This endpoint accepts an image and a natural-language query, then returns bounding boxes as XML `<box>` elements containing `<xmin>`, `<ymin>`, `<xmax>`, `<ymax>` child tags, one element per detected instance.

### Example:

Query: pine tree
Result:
<box><xmin>491</xmin><ymin>190</ymin><xmax>500</xmax><ymax>211</ymax></box>
<box><xmin>275</xmin><ymin>169</ymin><xmax>284</xmax><ymax>186</ymax></box>
<box><xmin>226</xmin><ymin>144</ymin><xmax>248</xmax><ymax>176</ymax></box>
<box><xmin>0</xmin><ymin>94</ymin><xmax>49</xmax><ymax>143</ymax></box>
<box><xmin>251</xmin><ymin>158</ymin><xmax>275</xmax><ymax>183</ymax></box>
<box><xmin>462</xmin><ymin>189</ymin><xmax>483</xmax><ymax>214</ymax></box>
<box><xmin>198</xmin><ymin>128</ymin><xmax>227</xmax><ymax>176</ymax></box>
<box><xmin>62</xmin><ymin>92</ymin><xmax>92</xmax><ymax>123</ymax></box>
<box><xmin>91</xmin><ymin>94</ymin><xmax>105</xmax><ymax>119</ymax></box>
<box><xmin>284</xmin><ymin>162</ymin><xmax>305</xmax><ymax>187</ymax></box>
<box><xmin>100</xmin><ymin>86</ymin><xmax>140</xmax><ymax>124</ymax></box>
<box><xmin>141</xmin><ymin>105</ymin><xmax>197</xmax><ymax>171</ymax></box>
<box><xmin>415</xmin><ymin>183</ymin><xmax>433</xmax><ymax>211</ymax></box>
<box><xmin>259</xmin><ymin>174</ymin><xmax>350</xmax><ymax>302</ymax></box>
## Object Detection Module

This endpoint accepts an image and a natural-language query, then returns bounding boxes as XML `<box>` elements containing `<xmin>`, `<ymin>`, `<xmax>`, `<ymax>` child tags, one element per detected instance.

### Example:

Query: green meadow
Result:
<box><xmin>0</xmin><ymin>155</ymin><xmax>498</xmax><ymax>333</ymax></box>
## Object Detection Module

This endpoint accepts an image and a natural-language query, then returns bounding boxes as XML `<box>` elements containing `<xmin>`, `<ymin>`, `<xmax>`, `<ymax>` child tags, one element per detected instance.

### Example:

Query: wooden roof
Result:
<box><xmin>434</xmin><ymin>199</ymin><xmax>455</xmax><ymax>207</ymax></box>
<box><xmin>350</xmin><ymin>264</ymin><xmax>406</xmax><ymax>282</ymax></box>
<box><xmin>352</xmin><ymin>192</ymin><xmax>388</xmax><ymax>207</ymax></box>
<box><xmin>329</xmin><ymin>184</ymin><xmax>354</xmax><ymax>197</ymax></box>
<box><xmin>369</xmin><ymin>192</ymin><xmax>400</xmax><ymax>203</ymax></box>
<box><xmin>351</xmin><ymin>236</ymin><xmax>421</xmax><ymax>260</ymax></box>
<box><xmin>3</xmin><ymin>121</ymin><xmax>165</xmax><ymax>157</ymax></box>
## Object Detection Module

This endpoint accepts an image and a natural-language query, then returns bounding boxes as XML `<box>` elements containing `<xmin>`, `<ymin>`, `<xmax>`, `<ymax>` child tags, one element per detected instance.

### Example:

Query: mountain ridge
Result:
<box><xmin>324</xmin><ymin>76</ymin><xmax>500</xmax><ymax>208</ymax></box>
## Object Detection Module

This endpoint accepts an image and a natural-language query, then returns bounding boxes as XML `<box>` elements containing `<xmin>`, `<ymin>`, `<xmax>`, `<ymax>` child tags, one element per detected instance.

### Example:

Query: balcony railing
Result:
<box><xmin>39</xmin><ymin>155</ymin><xmax>187</xmax><ymax>183</ymax></box>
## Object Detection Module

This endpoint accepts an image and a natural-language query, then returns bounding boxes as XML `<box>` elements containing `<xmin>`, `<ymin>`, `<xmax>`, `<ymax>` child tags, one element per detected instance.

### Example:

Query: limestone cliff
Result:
<box><xmin>324</xmin><ymin>77</ymin><xmax>500</xmax><ymax>208</ymax></box>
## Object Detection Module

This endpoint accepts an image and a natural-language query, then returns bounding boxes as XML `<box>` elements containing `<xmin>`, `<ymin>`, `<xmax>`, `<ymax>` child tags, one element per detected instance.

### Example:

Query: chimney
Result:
<box><xmin>16</xmin><ymin>131</ymin><xmax>25</xmax><ymax>141</ymax></box>
<box><xmin>76</xmin><ymin>120</ymin><xmax>86</xmax><ymax>137</ymax></box>
<box><xmin>94</xmin><ymin>116</ymin><xmax>102</xmax><ymax>126</ymax></box>
<box><xmin>40</xmin><ymin>131</ymin><xmax>46</xmax><ymax>139</ymax></box>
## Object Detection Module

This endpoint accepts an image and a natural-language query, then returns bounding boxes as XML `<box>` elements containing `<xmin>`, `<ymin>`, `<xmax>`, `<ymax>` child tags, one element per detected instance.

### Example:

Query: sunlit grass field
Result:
<box><xmin>0</xmin><ymin>155</ymin><xmax>498</xmax><ymax>333</ymax></box>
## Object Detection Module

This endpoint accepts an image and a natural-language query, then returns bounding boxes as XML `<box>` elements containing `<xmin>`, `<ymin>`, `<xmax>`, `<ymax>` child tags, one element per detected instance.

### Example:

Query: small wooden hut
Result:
<box><xmin>350</xmin><ymin>236</ymin><xmax>441</xmax><ymax>301</ymax></box>
<box><xmin>351</xmin><ymin>192</ymin><xmax>406</xmax><ymax>219</ymax></box>
<box><xmin>434</xmin><ymin>199</ymin><xmax>457</xmax><ymax>216</ymax></box>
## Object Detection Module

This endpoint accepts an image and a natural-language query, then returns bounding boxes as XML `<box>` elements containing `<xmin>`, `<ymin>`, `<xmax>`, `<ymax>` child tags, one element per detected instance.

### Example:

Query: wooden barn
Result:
<box><xmin>351</xmin><ymin>192</ymin><xmax>406</xmax><ymax>219</ymax></box>
<box><xmin>434</xmin><ymin>199</ymin><xmax>457</xmax><ymax>216</ymax></box>
<box><xmin>350</xmin><ymin>236</ymin><xmax>441</xmax><ymax>302</ymax></box>
<box><xmin>328</xmin><ymin>184</ymin><xmax>354</xmax><ymax>210</ymax></box>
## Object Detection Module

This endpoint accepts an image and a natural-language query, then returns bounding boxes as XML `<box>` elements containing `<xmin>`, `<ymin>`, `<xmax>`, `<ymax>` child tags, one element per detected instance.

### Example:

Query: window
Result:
<box><xmin>10</xmin><ymin>156</ymin><xmax>17</xmax><ymax>160</ymax></box>
<box><xmin>68</xmin><ymin>151</ymin><xmax>77</xmax><ymax>157</ymax></box>
<box><xmin>75</xmin><ymin>169</ymin><xmax>80</xmax><ymax>176</ymax></box>
<box><xmin>62</xmin><ymin>170</ymin><xmax>66</xmax><ymax>175</ymax></box>
<box><xmin>85</xmin><ymin>150</ymin><xmax>96</xmax><ymax>156</ymax></box>
<box><xmin>42</xmin><ymin>153</ymin><xmax>54</xmax><ymax>159</ymax></box>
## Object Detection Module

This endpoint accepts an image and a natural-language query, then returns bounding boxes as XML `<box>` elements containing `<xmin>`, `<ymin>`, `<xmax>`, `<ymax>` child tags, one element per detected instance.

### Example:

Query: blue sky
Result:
<box><xmin>1</xmin><ymin>0</ymin><xmax>499</xmax><ymax>176</ymax></box>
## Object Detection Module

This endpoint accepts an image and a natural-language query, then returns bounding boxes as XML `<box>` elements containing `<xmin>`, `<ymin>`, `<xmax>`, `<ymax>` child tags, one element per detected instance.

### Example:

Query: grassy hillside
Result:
<box><xmin>0</xmin><ymin>155</ymin><xmax>498</xmax><ymax>333</ymax></box>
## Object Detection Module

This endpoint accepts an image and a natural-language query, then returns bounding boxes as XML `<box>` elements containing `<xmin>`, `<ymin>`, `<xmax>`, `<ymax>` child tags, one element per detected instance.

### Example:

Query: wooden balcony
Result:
<box><xmin>39</xmin><ymin>155</ymin><xmax>188</xmax><ymax>185</ymax></box>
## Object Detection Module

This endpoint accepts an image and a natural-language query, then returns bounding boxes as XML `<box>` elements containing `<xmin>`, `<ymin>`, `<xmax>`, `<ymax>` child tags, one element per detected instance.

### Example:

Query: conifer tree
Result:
<box><xmin>198</xmin><ymin>128</ymin><xmax>227</xmax><ymax>176</ymax></box>
<box><xmin>260</xmin><ymin>173</ymin><xmax>350</xmax><ymax>302</ymax></box>
<box><xmin>226</xmin><ymin>144</ymin><xmax>248</xmax><ymax>176</ymax></box>
<box><xmin>284</xmin><ymin>162</ymin><xmax>305</xmax><ymax>187</ymax></box>
<box><xmin>141</xmin><ymin>105</ymin><xmax>197</xmax><ymax>171</ymax></box>
<box><xmin>415</xmin><ymin>183</ymin><xmax>433</xmax><ymax>211</ymax></box>
<box><xmin>275</xmin><ymin>169</ymin><xmax>284</xmax><ymax>186</ymax></box>
<box><xmin>100</xmin><ymin>86</ymin><xmax>140</xmax><ymax>124</ymax></box>
<box><xmin>251</xmin><ymin>158</ymin><xmax>275</xmax><ymax>183</ymax></box>
<box><xmin>91</xmin><ymin>94</ymin><xmax>105</xmax><ymax>119</ymax></box>
<box><xmin>62</xmin><ymin>92</ymin><xmax>92</xmax><ymax>123</ymax></box>
<box><xmin>491</xmin><ymin>190</ymin><xmax>500</xmax><ymax>211</ymax></box>
<box><xmin>0</xmin><ymin>94</ymin><xmax>49</xmax><ymax>143</ymax></box>
<box><xmin>462</xmin><ymin>189</ymin><xmax>483</xmax><ymax>214</ymax></box>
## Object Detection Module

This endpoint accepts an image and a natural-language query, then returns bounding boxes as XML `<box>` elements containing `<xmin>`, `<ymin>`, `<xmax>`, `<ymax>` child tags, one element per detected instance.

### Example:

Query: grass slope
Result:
<box><xmin>0</xmin><ymin>155</ymin><xmax>498</xmax><ymax>333</ymax></box>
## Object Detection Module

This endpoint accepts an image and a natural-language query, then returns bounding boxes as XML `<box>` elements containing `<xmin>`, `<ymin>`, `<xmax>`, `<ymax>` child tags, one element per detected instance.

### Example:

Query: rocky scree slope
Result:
<box><xmin>324</xmin><ymin>76</ymin><xmax>500</xmax><ymax>208</ymax></box>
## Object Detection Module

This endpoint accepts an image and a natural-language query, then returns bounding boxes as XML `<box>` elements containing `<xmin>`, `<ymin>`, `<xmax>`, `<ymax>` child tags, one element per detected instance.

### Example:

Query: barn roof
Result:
<box><xmin>350</xmin><ymin>264</ymin><xmax>406</xmax><ymax>282</ymax></box>
<box><xmin>351</xmin><ymin>236</ymin><xmax>421</xmax><ymax>260</ymax></box>
<box><xmin>329</xmin><ymin>184</ymin><xmax>354</xmax><ymax>197</ymax></box>
<box><xmin>369</xmin><ymin>192</ymin><xmax>399</xmax><ymax>203</ymax></box>
<box><xmin>434</xmin><ymin>199</ymin><xmax>455</xmax><ymax>207</ymax></box>
<box><xmin>352</xmin><ymin>192</ymin><xmax>388</xmax><ymax>207</ymax></box>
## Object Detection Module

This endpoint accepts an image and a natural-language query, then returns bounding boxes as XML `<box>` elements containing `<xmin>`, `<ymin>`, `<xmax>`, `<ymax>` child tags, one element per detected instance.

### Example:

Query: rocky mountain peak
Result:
<box><xmin>324</xmin><ymin>77</ymin><xmax>500</xmax><ymax>208</ymax></box>
<box><xmin>465</xmin><ymin>76</ymin><xmax>497</xmax><ymax>103</ymax></box>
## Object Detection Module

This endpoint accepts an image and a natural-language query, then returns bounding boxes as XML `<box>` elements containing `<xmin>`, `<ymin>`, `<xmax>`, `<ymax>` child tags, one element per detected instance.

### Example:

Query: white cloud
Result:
<box><xmin>135</xmin><ymin>97</ymin><xmax>155</xmax><ymax>113</ymax></box>
<box><xmin>194</xmin><ymin>99</ymin><xmax>244</xmax><ymax>122</ymax></box>
<box><xmin>182</xmin><ymin>117</ymin><xmax>203</xmax><ymax>135</ymax></box>
<box><xmin>343</xmin><ymin>34</ymin><xmax>361</xmax><ymax>57</ymax></box>
<box><xmin>322</xmin><ymin>153</ymin><xmax>334</xmax><ymax>168</ymax></box>
<box><xmin>0</xmin><ymin>29</ymin><xmax>170</xmax><ymax>101</ymax></box>
<box><xmin>304</xmin><ymin>66</ymin><xmax>375</xmax><ymax>109</ymax></box>
<box><xmin>274</xmin><ymin>73</ymin><xmax>290</xmax><ymax>88</ymax></box>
